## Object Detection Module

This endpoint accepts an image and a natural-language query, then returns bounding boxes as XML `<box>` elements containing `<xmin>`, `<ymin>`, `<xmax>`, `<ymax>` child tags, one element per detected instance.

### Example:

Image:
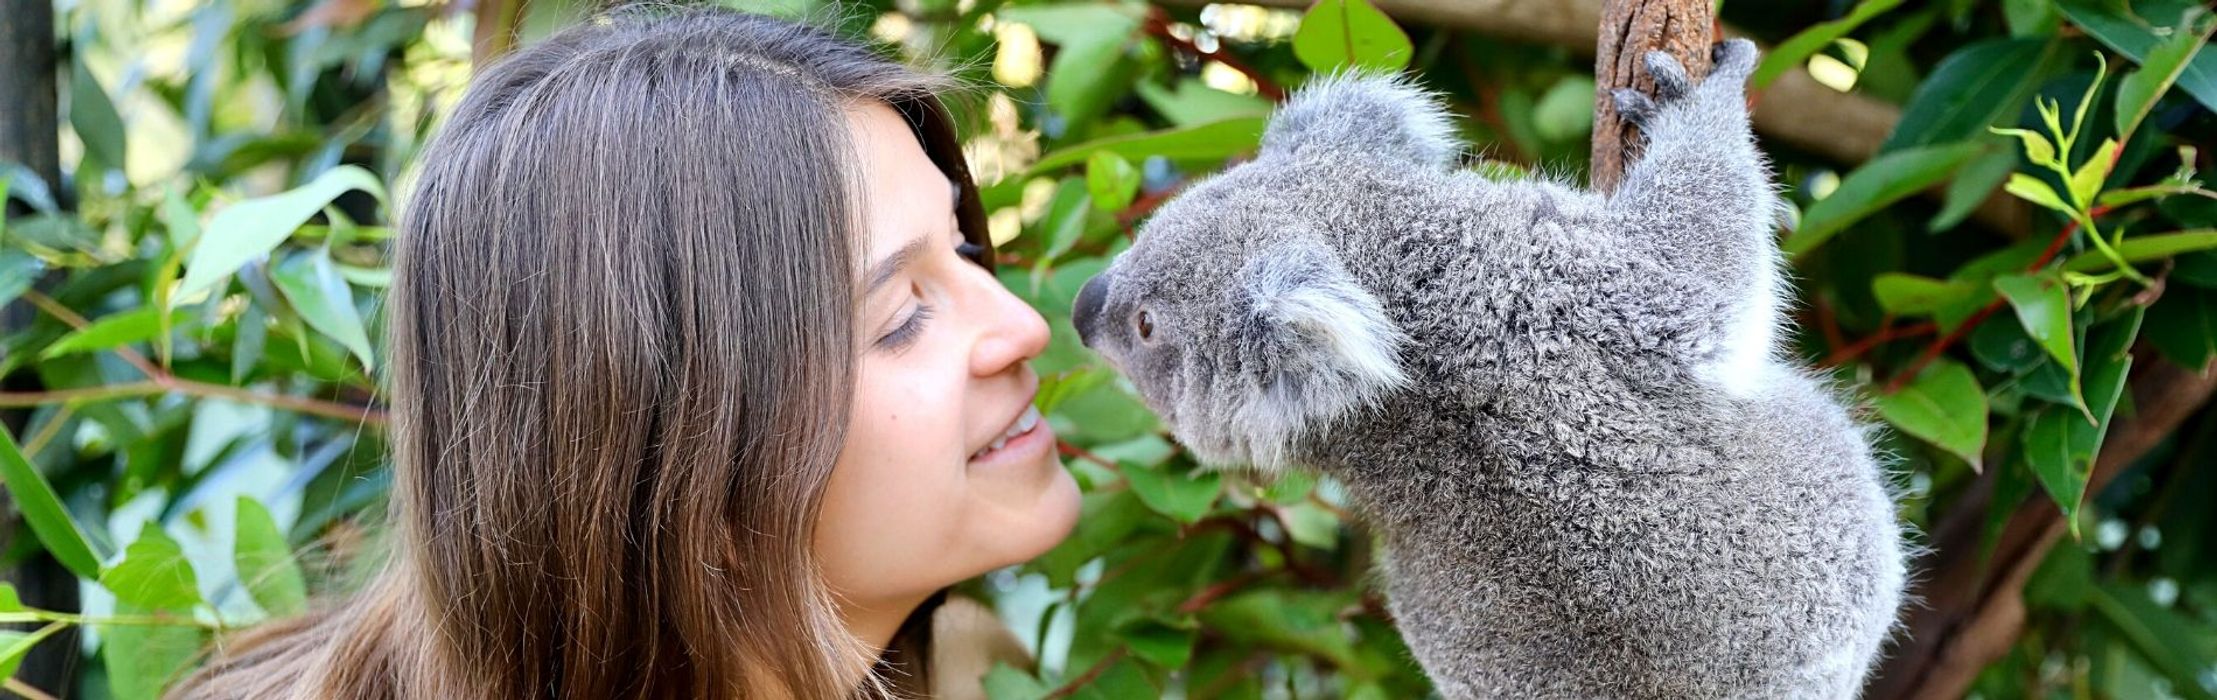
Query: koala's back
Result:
<box><xmin>1349</xmin><ymin>362</ymin><xmax>1902</xmax><ymax>699</ymax></box>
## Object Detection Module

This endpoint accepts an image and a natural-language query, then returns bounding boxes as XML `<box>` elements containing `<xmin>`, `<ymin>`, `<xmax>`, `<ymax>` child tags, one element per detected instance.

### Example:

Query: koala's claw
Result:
<box><xmin>1611</xmin><ymin>88</ymin><xmax>1658</xmax><ymax>127</ymax></box>
<box><xmin>1711</xmin><ymin>38</ymin><xmax>1759</xmax><ymax>82</ymax></box>
<box><xmin>1643</xmin><ymin>51</ymin><xmax>1694</xmax><ymax>102</ymax></box>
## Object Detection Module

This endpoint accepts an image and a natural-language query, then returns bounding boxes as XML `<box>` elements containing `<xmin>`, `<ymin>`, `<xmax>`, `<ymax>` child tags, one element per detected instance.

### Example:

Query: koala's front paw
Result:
<box><xmin>1610</xmin><ymin>38</ymin><xmax>1759</xmax><ymax>129</ymax></box>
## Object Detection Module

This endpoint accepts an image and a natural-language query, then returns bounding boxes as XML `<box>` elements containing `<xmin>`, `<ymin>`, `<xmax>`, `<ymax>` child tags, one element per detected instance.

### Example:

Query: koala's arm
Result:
<box><xmin>1605</xmin><ymin>40</ymin><xmax>1787</xmax><ymax>387</ymax></box>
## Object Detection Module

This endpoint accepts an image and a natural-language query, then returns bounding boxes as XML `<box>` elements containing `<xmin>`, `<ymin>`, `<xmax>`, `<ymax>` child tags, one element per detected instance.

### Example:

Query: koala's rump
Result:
<box><xmin>1371</xmin><ymin>387</ymin><xmax>1899</xmax><ymax>699</ymax></box>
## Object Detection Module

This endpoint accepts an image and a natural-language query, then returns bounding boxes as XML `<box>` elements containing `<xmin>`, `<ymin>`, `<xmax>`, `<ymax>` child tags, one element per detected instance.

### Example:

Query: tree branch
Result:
<box><xmin>1153</xmin><ymin>0</ymin><xmax>2029</xmax><ymax>235</ymax></box>
<box><xmin>1864</xmin><ymin>356</ymin><xmax>2217</xmax><ymax>698</ymax></box>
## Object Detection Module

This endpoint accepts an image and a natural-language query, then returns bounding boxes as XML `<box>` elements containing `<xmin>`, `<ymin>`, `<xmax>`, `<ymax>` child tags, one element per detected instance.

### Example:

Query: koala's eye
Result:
<box><xmin>1135</xmin><ymin>310</ymin><xmax>1155</xmax><ymax>341</ymax></box>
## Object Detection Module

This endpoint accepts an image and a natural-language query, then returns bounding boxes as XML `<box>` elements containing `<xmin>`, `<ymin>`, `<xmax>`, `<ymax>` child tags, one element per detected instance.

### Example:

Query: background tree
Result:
<box><xmin>1</xmin><ymin>0</ymin><xmax>2214</xmax><ymax>698</ymax></box>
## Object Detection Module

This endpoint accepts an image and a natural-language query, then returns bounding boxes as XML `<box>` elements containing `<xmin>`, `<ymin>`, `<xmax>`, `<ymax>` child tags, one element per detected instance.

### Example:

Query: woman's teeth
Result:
<box><xmin>972</xmin><ymin>405</ymin><xmax>1043</xmax><ymax>460</ymax></box>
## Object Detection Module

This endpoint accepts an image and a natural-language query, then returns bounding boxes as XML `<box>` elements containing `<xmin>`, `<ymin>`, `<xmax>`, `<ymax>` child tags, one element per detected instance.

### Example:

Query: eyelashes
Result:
<box><xmin>876</xmin><ymin>301</ymin><xmax>934</xmax><ymax>352</ymax></box>
<box><xmin>874</xmin><ymin>237</ymin><xmax>976</xmax><ymax>353</ymax></box>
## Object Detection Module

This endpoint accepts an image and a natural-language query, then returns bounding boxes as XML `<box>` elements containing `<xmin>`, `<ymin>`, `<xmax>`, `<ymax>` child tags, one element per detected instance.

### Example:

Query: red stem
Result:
<box><xmin>1880</xmin><ymin>204</ymin><xmax>2117</xmax><ymax>392</ymax></box>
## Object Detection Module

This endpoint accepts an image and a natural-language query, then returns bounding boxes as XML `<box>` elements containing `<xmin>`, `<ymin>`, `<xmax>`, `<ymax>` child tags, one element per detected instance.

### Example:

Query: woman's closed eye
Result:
<box><xmin>876</xmin><ymin>295</ymin><xmax>934</xmax><ymax>352</ymax></box>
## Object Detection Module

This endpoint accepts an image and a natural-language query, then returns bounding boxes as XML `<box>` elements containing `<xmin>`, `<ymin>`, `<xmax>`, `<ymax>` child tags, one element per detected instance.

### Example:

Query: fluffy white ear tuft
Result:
<box><xmin>1260</xmin><ymin>71</ymin><xmax>1461</xmax><ymax>170</ymax></box>
<box><xmin>1234</xmin><ymin>239</ymin><xmax>1410</xmax><ymax>461</ymax></box>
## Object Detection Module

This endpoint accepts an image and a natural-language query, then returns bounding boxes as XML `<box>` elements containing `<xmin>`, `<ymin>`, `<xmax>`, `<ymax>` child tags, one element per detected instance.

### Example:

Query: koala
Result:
<box><xmin>1072</xmin><ymin>41</ymin><xmax>1906</xmax><ymax>699</ymax></box>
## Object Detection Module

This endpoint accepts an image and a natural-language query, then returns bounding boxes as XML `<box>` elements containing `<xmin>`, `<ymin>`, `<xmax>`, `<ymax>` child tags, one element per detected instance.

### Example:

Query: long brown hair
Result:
<box><xmin>171</xmin><ymin>4</ymin><xmax>993</xmax><ymax>698</ymax></box>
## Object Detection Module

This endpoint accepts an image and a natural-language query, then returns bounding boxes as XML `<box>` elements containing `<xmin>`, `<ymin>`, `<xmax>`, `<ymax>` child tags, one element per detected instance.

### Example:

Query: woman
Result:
<box><xmin>172</xmin><ymin>4</ymin><xmax>1080</xmax><ymax>698</ymax></box>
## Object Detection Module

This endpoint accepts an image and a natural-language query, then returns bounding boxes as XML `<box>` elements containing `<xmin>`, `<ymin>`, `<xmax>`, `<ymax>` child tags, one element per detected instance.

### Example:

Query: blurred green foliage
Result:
<box><xmin>1</xmin><ymin>0</ymin><xmax>2215</xmax><ymax>698</ymax></box>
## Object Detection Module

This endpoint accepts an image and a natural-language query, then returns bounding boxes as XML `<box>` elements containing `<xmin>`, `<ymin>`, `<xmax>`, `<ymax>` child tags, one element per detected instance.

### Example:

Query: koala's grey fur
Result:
<box><xmin>1074</xmin><ymin>41</ymin><xmax>1906</xmax><ymax>699</ymax></box>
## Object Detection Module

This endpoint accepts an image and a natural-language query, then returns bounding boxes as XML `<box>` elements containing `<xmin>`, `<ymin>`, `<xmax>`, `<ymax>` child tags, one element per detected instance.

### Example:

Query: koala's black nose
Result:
<box><xmin>1073</xmin><ymin>272</ymin><xmax>1110</xmax><ymax>348</ymax></box>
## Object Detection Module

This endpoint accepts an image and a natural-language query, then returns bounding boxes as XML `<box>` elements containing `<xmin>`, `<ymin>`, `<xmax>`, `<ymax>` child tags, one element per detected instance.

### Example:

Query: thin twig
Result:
<box><xmin>1042</xmin><ymin>648</ymin><xmax>1130</xmax><ymax>699</ymax></box>
<box><xmin>21</xmin><ymin>290</ymin><xmax>163</xmax><ymax>379</ymax></box>
<box><xmin>12</xmin><ymin>290</ymin><xmax>386</xmax><ymax>423</ymax></box>
<box><xmin>4</xmin><ymin>678</ymin><xmax>60</xmax><ymax>700</ymax></box>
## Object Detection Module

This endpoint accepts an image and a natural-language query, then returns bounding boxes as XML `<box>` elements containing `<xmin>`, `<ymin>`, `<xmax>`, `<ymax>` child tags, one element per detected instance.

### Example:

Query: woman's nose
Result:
<box><xmin>971</xmin><ymin>270</ymin><xmax>1051</xmax><ymax>377</ymax></box>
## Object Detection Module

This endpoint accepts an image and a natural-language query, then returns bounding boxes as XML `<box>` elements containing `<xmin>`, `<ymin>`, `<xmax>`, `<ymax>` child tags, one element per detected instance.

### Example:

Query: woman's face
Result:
<box><xmin>814</xmin><ymin>101</ymin><xmax>1080</xmax><ymax>637</ymax></box>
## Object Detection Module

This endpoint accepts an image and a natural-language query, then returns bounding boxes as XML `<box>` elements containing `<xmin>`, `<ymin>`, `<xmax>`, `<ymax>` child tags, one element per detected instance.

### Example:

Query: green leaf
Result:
<box><xmin>70</xmin><ymin>57</ymin><xmax>128</xmax><ymax>172</ymax></box>
<box><xmin>1872</xmin><ymin>273</ymin><xmax>1980</xmax><ymax>315</ymax></box>
<box><xmin>1119</xmin><ymin>461</ymin><xmax>1221</xmax><ymax>524</ymax></box>
<box><xmin>0</xmin><ymin>250</ymin><xmax>44</xmax><ymax>309</ymax></box>
<box><xmin>1532</xmin><ymin>77</ymin><xmax>1596</xmax><ymax>143</ymax></box>
<box><xmin>0</xmin><ymin>622</ymin><xmax>68</xmax><ymax>683</ymax></box>
<box><xmin>100</xmin><ymin>526</ymin><xmax>203</xmax><ymax>611</ymax></box>
<box><xmin>2112</xmin><ymin>9</ymin><xmax>2216</xmax><ymax>138</ymax></box>
<box><xmin>2020</xmin><ymin>308</ymin><xmax>2140</xmax><ymax>538</ymax></box>
<box><xmin>1001</xmin><ymin>5</ymin><xmax>1143</xmax><ymax>129</ymax></box>
<box><xmin>39</xmin><ymin>306</ymin><xmax>188</xmax><ymax>359</ymax></box>
<box><xmin>1993</xmin><ymin>273</ymin><xmax>2081</xmax><ymax>407</ymax></box>
<box><xmin>2144</xmin><ymin>286</ymin><xmax>2217</xmax><ymax>368</ymax></box>
<box><xmin>982</xmin><ymin>662</ymin><xmax>1051</xmax><ymax>700</ymax></box>
<box><xmin>1881</xmin><ymin>39</ymin><xmax>2063</xmax><ymax>153</ymax></box>
<box><xmin>1118</xmin><ymin>618</ymin><xmax>1198</xmax><ymax>668</ymax></box>
<box><xmin>1071</xmin><ymin>657</ymin><xmax>1156</xmax><ymax>700</ymax></box>
<box><xmin>0</xmin><ymin>428</ymin><xmax>102</xmax><ymax>579</ymax></box>
<box><xmin>2089</xmin><ymin>582</ymin><xmax>2217</xmax><ymax>700</ymax></box>
<box><xmin>1134</xmin><ymin>79</ymin><xmax>1271</xmax><ymax>127</ymax></box>
<box><xmin>1990</xmin><ymin>126</ymin><xmax>2058</xmax><ymax>167</ymax></box>
<box><xmin>0</xmin><ymin>582</ymin><xmax>21</xmax><ymax>612</ymax></box>
<box><xmin>177</xmin><ymin>165</ymin><xmax>387</xmax><ymax>303</ymax></box>
<box><xmin>1292</xmin><ymin>0</ymin><xmax>1413</xmax><ymax>72</ymax></box>
<box><xmin>1785</xmin><ymin>142</ymin><xmax>1984</xmax><ymax>258</ymax></box>
<box><xmin>1932</xmin><ymin>144</ymin><xmax>2021</xmax><ymax>232</ymax></box>
<box><xmin>232</xmin><ymin>304</ymin><xmax>268</xmax><ymax>384</ymax></box>
<box><xmin>1970</xmin><ymin>315</ymin><xmax>2049</xmax><ymax>373</ymax></box>
<box><xmin>2067</xmin><ymin>138</ymin><xmax>2120</xmax><ymax>208</ymax></box>
<box><xmin>1874</xmin><ymin>359</ymin><xmax>1989</xmax><ymax>468</ymax></box>
<box><xmin>2058</xmin><ymin>0</ymin><xmax>2217</xmax><ymax>113</ymax></box>
<box><xmin>2061</xmin><ymin>229</ymin><xmax>2217</xmax><ymax>272</ymax></box>
<box><xmin>101</xmin><ymin>602</ymin><xmax>209</xmax><ymax>700</ymax></box>
<box><xmin>270</xmin><ymin>249</ymin><xmax>375</xmax><ymax>371</ymax></box>
<box><xmin>2004</xmin><ymin>0</ymin><xmax>2061</xmax><ymax>36</ymax></box>
<box><xmin>233</xmin><ymin>497</ymin><xmax>308</xmax><ymax>617</ymax></box>
<box><xmin>1085</xmin><ymin>151</ymin><xmax>1140</xmax><ymax>213</ymax></box>
<box><xmin>1279</xmin><ymin>501</ymin><xmax>1342</xmax><ymax>550</ymax></box>
<box><xmin>1031</xmin><ymin>117</ymin><xmax>1267</xmax><ymax>173</ymax></box>
<box><xmin>1753</xmin><ymin>0</ymin><xmax>1908</xmax><ymax>88</ymax></box>
<box><xmin>2002</xmin><ymin>172</ymin><xmax>2074</xmax><ymax>214</ymax></box>
<box><xmin>1195</xmin><ymin>589</ymin><xmax>1361</xmax><ymax>667</ymax></box>
<box><xmin>1032</xmin><ymin>489</ymin><xmax>1149</xmax><ymax>587</ymax></box>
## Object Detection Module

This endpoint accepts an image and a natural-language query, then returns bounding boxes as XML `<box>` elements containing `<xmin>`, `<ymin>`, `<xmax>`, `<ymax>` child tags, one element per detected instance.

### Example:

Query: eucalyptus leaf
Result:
<box><xmin>177</xmin><ymin>165</ymin><xmax>387</xmax><ymax>303</ymax></box>
<box><xmin>1753</xmin><ymin>0</ymin><xmax>1908</xmax><ymax>88</ymax></box>
<box><xmin>101</xmin><ymin>602</ymin><xmax>209</xmax><ymax>700</ymax></box>
<box><xmin>2111</xmin><ymin>9</ymin><xmax>2216</xmax><ymax>138</ymax></box>
<box><xmin>1881</xmin><ymin>39</ymin><xmax>2062</xmax><ymax>153</ymax></box>
<box><xmin>1874</xmin><ymin>359</ymin><xmax>1989</xmax><ymax>468</ymax></box>
<box><xmin>99</xmin><ymin>526</ymin><xmax>203</xmax><ymax>611</ymax></box>
<box><xmin>0</xmin><ymin>428</ymin><xmax>103</xmax><ymax>579</ymax></box>
<box><xmin>2020</xmin><ymin>307</ymin><xmax>2140</xmax><ymax>538</ymax></box>
<box><xmin>1119</xmin><ymin>461</ymin><xmax>1221</xmax><ymax>524</ymax></box>
<box><xmin>1291</xmin><ymin>0</ymin><xmax>1413</xmax><ymax>72</ymax></box>
<box><xmin>269</xmin><ymin>249</ymin><xmax>375</xmax><ymax>371</ymax></box>
<box><xmin>1993</xmin><ymin>273</ymin><xmax>2081</xmax><ymax>409</ymax></box>
<box><xmin>234</xmin><ymin>497</ymin><xmax>308</xmax><ymax>617</ymax></box>
<box><xmin>1785</xmin><ymin>142</ymin><xmax>1983</xmax><ymax>258</ymax></box>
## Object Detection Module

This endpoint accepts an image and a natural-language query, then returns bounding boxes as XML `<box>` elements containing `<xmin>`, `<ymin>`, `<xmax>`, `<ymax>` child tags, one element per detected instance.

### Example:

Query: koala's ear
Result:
<box><xmin>1259</xmin><ymin>72</ymin><xmax>1460</xmax><ymax>170</ymax></box>
<box><xmin>1240</xmin><ymin>239</ymin><xmax>1410</xmax><ymax>419</ymax></box>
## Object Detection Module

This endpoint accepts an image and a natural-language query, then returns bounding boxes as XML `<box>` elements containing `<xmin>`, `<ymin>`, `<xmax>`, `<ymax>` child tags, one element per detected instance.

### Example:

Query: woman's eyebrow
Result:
<box><xmin>865</xmin><ymin>234</ymin><xmax>932</xmax><ymax>294</ymax></box>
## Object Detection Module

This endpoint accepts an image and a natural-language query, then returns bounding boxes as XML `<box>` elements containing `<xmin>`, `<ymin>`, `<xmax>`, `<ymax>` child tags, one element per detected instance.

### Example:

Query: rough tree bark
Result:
<box><xmin>1</xmin><ymin>0</ymin><xmax>84</xmax><ymax>696</ymax></box>
<box><xmin>1155</xmin><ymin>0</ymin><xmax>2021</xmax><ymax>234</ymax></box>
<box><xmin>1589</xmin><ymin>0</ymin><xmax>1713</xmax><ymax>193</ymax></box>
